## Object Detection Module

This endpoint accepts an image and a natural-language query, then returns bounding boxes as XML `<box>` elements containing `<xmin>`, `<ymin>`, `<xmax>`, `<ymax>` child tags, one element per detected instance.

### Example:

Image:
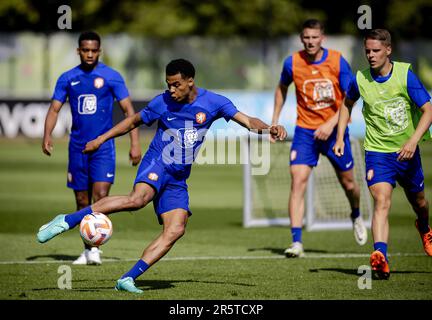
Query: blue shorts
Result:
<box><xmin>134</xmin><ymin>154</ymin><xmax>191</xmax><ymax>224</ymax></box>
<box><xmin>67</xmin><ymin>140</ymin><xmax>115</xmax><ymax>191</ymax></box>
<box><xmin>290</xmin><ymin>126</ymin><xmax>354</xmax><ymax>172</ymax></box>
<box><xmin>365</xmin><ymin>147</ymin><xmax>425</xmax><ymax>193</ymax></box>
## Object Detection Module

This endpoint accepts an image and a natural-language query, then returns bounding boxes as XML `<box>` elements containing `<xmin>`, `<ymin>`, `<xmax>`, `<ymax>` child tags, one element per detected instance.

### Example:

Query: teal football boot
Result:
<box><xmin>115</xmin><ymin>277</ymin><xmax>143</xmax><ymax>294</ymax></box>
<box><xmin>37</xmin><ymin>214</ymin><xmax>69</xmax><ymax>243</ymax></box>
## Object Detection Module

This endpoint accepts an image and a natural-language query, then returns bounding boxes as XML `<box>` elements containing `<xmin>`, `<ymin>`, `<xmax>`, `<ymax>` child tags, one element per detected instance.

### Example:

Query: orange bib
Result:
<box><xmin>292</xmin><ymin>49</ymin><xmax>344</xmax><ymax>129</ymax></box>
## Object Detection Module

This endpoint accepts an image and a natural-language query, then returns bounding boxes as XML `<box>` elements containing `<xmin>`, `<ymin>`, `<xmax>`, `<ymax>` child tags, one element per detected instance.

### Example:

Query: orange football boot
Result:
<box><xmin>370</xmin><ymin>250</ymin><xmax>390</xmax><ymax>280</ymax></box>
<box><xmin>415</xmin><ymin>220</ymin><xmax>432</xmax><ymax>256</ymax></box>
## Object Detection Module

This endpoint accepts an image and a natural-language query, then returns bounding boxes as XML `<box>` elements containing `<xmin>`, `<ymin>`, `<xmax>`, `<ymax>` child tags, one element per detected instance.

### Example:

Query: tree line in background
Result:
<box><xmin>0</xmin><ymin>0</ymin><xmax>431</xmax><ymax>39</ymax></box>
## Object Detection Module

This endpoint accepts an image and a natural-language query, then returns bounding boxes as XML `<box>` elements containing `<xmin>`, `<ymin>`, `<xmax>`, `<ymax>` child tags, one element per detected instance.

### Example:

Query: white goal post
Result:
<box><xmin>242</xmin><ymin>135</ymin><xmax>373</xmax><ymax>230</ymax></box>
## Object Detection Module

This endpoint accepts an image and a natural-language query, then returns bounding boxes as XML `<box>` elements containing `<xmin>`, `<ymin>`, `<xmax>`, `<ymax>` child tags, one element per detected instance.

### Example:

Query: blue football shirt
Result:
<box><xmin>52</xmin><ymin>62</ymin><xmax>129</xmax><ymax>146</ymax></box>
<box><xmin>139</xmin><ymin>88</ymin><xmax>239</xmax><ymax>178</ymax></box>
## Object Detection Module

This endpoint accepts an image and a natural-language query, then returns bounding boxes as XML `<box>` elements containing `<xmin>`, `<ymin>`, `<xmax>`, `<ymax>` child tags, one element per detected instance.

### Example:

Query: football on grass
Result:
<box><xmin>79</xmin><ymin>212</ymin><xmax>113</xmax><ymax>246</ymax></box>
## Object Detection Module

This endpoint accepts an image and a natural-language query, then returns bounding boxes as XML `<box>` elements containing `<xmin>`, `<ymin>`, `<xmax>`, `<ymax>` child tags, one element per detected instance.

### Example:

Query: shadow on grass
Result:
<box><xmin>309</xmin><ymin>268</ymin><xmax>432</xmax><ymax>277</ymax></box>
<box><xmin>26</xmin><ymin>255</ymin><xmax>121</xmax><ymax>261</ymax></box>
<box><xmin>32</xmin><ymin>278</ymin><xmax>255</xmax><ymax>293</ymax></box>
<box><xmin>248</xmin><ymin>247</ymin><xmax>328</xmax><ymax>255</ymax></box>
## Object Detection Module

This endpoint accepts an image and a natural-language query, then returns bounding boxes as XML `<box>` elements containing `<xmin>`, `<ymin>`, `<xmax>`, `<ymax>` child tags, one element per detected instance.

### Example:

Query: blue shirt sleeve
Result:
<box><xmin>346</xmin><ymin>76</ymin><xmax>360</xmax><ymax>102</ymax></box>
<box><xmin>140</xmin><ymin>96</ymin><xmax>163</xmax><ymax>126</ymax></box>
<box><xmin>279</xmin><ymin>56</ymin><xmax>293</xmax><ymax>86</ymax></box>
<box><xmin>218</xmin><ymin>102</ymin><xmax>239</xmax><ymax>122</ymax></box>
<box><xmin>339</xmin><ymin>56</ymin><xmax>354</xmax><ymax>94</ymax></box>
<box><xmin>52</xmin><ymin>73</ymin><xmax>68</xmax><ymax>103</ymax></box>
<box><xmin>213</xmin><ymin>94</ymin><xmax>239</xmax><ymax>122</ymax></box>
<box><xmin>109</xmin><ymin>71</ymin><xmax>129</xmax><ymax>101</ymax></box>
<box><xmin>407</xmin><ymin>69</ymin><xmax>431</xmax><ymax>108</ymax></box>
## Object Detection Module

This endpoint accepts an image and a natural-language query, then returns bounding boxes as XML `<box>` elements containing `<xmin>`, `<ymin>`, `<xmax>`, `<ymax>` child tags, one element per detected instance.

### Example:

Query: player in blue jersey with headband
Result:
<box><xmin>37</xmin><ymin>58</ymin><xmax>287</xmax><ymax>293</ymax></box>
<box><xmin>42</xmin><ymin>31</ymin><xmax>141</xmax><ymax>265</ymax></box>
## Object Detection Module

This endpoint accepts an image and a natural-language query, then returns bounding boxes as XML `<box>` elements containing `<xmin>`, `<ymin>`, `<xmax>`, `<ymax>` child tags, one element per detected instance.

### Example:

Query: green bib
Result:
<box><xmin>356</xmin><ymin>61</ymin><xmax>430</xmax><ymax>152</ymax></box>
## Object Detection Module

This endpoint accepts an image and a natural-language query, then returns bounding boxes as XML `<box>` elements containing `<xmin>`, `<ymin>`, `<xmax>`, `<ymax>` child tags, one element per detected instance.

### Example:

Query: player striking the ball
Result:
<box><xmin>333</xmin><ymin>29</ymin><xmax>432</xmax><ymax>279</ymax></box>
<box><xmin>37</xmin><ymin>59</ymin><xmax>287</xmax><ymax>293</ymax></box>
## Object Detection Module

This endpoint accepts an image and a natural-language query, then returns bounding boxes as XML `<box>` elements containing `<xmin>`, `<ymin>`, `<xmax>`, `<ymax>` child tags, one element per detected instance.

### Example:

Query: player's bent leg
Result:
<box><xmin>369</xmin><ymin>183</ymin><xmax>393</xmax><ymax>278</ymax></box>
<box><xmin>141</xmin><ymin>209</ymin><xmax>189</xmax><ymax>265</ymax></box>
<box><xmin>404</xmin><ymin>190</ymin><xmax>432</xmax><ymax>256</ymax></box>
<box><xmin>91</xmin><ymin>182</ymin><xmax>155</xmax><ymax>215</ymax></box>
<box><xmin>369</xmin><ymin>183</ymin><xmax>392</xmax><ymax>244</ymax></box>
<box><xmin>37</xmin><ymin>183</ymin><xmax>155</xmax><ymax>244</ymax></box>
<box><xmin>335</xmin><ymin>169</ymin><xmax>367</xmax><ymax>245</ymax></box>
<box><xmin>285</xmin><ymin>165</ymin><xmax>311</xmax><ymax>258</ymax></box>
<box><xmin>115</xmin><ymin>209</ymin><xmax>188</xmax><ymax>294</ymax></box>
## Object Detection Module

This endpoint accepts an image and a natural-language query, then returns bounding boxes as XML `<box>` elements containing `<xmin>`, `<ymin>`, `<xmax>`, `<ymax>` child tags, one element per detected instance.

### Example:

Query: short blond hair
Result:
<box><xmin>364</xmin><ymin>29</ymin><xmax>391</xmax><ymax>47</ymax></box>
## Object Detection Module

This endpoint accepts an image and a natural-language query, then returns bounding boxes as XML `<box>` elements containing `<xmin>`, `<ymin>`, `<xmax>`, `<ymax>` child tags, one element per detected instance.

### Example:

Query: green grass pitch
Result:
<box><xmin>0</xmin><ymin>136</ymin><xmax>431</xmax><ymax>300</ymax></box>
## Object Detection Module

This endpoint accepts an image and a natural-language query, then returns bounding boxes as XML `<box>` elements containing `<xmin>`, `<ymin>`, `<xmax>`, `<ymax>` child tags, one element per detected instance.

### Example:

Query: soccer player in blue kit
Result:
<box><xmin>42</xmin><ymin>31</ymin><xmax>141</xmax><ymax>265</ymax></box>
<box><xmin>37</xmin><ymin>59</ymin><xmax>287</xmax><ymax>293</ymax></box>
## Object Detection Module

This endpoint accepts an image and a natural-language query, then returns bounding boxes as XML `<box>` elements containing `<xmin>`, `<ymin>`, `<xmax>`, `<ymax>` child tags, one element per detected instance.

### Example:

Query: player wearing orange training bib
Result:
<box><xmin>272</xmin><ymin>19</ymin><xmax>367</xmax><ymax>258</ymax></box>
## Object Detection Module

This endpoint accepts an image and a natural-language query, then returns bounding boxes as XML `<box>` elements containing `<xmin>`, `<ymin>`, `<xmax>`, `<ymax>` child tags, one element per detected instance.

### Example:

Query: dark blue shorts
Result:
<box><xmin>290</xmin><ymin>126</ymin><xmax>354</xmax><ymax>172</ymax></box>
<box><xmin>67</xmin><ymin>140</ymin><xmax>115</xmax><ymax>191</ymax></box>
<box><xmin>134</xmin><ymin>155</ymin><xmax>191</xmax><ymax>224</ymax></box>
<box><xmin>365</xmin><ymin>147</ymin><xmax>425</xmax><ymax>193</ymax></box>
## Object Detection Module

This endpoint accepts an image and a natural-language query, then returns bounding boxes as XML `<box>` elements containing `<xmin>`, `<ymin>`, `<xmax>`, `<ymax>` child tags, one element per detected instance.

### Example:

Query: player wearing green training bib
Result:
<box><xmin>333</xmin><ymin>29</ymin><xmax>432</xmax><ymax>280</ymax></box>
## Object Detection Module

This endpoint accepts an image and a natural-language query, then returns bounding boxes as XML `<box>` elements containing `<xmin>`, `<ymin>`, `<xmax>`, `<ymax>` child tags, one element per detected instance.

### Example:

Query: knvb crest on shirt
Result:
<box><xmin>94</xmin><ymin>77</ymin><xmax>104</xmax><ymax>89</ymax></box>
<box><xmin>195</xmin><ymin>112</ymin><xmax>206</xmax><ymax>124</ymax></box>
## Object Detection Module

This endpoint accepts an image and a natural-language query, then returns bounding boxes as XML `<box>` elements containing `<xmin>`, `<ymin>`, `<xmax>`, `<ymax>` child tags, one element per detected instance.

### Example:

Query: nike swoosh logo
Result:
<box><xmin>167</xmin><ymin>117</ymin><xmax>177</xmax><ymax>121</ymax></box>
<box><xmin>312</xmin><ymin>70</ymin><xmax>319</xmax><ymax>75</ymax></box>
<box><xmin>71</xmin><ymin>81</ymin><xmax>80</xmax><ymax>86</ymax></box>
<box><xmin>107</xmin><ymin>173</ymin><xmax>114</xmax><ymax>178</ymax></box>
<box><xmin>345</xmin><ymin>161</ymin><xmax>353</xmax><ymax>168</ymax></box>
<box><xmin>379</xmin><ymin>90</ymin><xmax>386</xmax><ymax>94</ymax></box>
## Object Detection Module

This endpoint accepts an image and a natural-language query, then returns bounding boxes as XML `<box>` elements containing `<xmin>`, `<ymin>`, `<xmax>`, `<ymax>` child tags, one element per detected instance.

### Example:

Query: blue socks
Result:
<box><xmin>64</xmin><ymin>206</ymin><xmax>93</xmax><ymax>229</ymax></box>
<box><xmin>291</xmin><ymin>227</ymin><xmax>302</xmax><ymax>243</ymax></box>
<box><xmin>121</xmin><ymin>260</ymin><xmax>150</xmax><ymax>280</ymax></box>
<box><xmin>351</xmin><ymin>208</ymin><xmax>360</xmax><ymax>220</ymax></box>
<box><xmin>374</xmin><ymin>242</ymin><xmax>388</xmax><ymax>262</ymax></box>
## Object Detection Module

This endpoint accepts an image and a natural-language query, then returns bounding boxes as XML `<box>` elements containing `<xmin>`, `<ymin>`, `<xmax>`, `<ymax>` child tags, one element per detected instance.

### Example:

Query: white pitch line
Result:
<box><xmin>0</xmin><ymin>252</ymin><xmax>426</xmax><ymax>265</ymax></box>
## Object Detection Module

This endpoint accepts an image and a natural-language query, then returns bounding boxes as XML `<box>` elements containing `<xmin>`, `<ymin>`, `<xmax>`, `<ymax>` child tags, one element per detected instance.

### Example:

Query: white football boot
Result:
<box><xmin>352</xmin><ymin>216</ymin><xmax>368</xmax><ymax>246</ymax></box>
<box><xmin>284</xmin><ymin>241</ymin><xmax>305</xmax><ymax>258</ymax></box>
<box><xmin>87</xmin><ymin>247</ymin><xmax>102</xmax><ymax>265</ymax></box>
<box><xmin>72</xmin><ymin>248</ymin><xmax>102</xmax><ymax>265</ymax></box>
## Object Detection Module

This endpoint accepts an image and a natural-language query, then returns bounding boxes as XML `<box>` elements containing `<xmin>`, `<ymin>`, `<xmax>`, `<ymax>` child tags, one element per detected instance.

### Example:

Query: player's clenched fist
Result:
<box><xmin>83</xmin><ymin>136</ymin><xmax>103</xmax><ymax>153</ymax></box>
<box><xmin>269</xmin><ymin>125</ymin><xmax>287</xmax><ymax>141</ymax></box>
<box><xmin>332</xmin><ymin>140</ymin><xmax>345</xmax><ymax>157</ymax></box>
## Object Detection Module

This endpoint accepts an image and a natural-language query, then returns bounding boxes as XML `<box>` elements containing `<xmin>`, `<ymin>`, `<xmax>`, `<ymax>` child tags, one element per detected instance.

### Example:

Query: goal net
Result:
<box><xmin>242</xmin><ymin>135</ymin><xmax>372</xmax><ymax>230</ymax></box>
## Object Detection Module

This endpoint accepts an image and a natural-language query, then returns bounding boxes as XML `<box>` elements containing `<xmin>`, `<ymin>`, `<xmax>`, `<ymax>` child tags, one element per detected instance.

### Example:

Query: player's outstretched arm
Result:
<box><xmin>42</xmin><ymin>100</ymin><xmax>63</xmax><ymax>156</ymax></box>
<box><xmin>333</xmin><ymin>97</ymin><xmax>355</xmax><ymax>157</ymax></box>
<box><xmin>231</xmin><ymin>111</ymin><xmax>287</xmax><ymax>141</ymax></box>
<box><xmin>83</xmin><ymin>113</ymin><xmax>143</xmax><ymax>154</ymax></box>
<box><xmin>397</xmin><ymin>101</ymin><xmax>432</xmax><ymax>161</ymax></box>
<box><xmin>118</xmin><ymin>97</ymin><xmax>142</xmax><ymax>166</ymax></box>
